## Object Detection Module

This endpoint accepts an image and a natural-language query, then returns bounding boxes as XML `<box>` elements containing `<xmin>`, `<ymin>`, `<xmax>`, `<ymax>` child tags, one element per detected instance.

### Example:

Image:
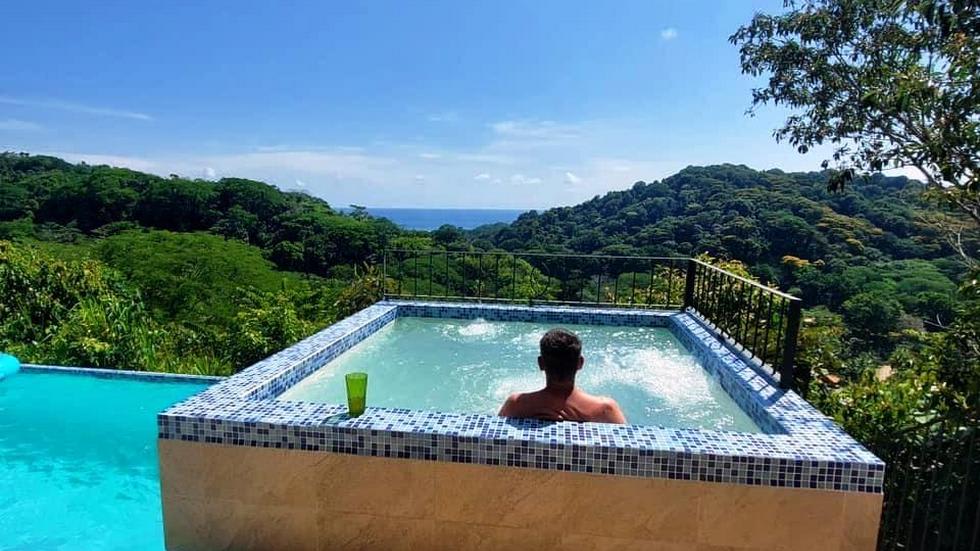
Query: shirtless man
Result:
<box><xmin>498</xmin><ymin>328</ymin><xmax>627</xmax><ymax>424</ymax></box>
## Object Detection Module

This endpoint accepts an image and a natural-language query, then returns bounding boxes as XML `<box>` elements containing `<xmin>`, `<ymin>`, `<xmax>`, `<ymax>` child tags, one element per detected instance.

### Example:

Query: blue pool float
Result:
<box><xmin>0</xmin><ymin>353</ymin><xmax>20</xmax><ymax>379</ymax></box>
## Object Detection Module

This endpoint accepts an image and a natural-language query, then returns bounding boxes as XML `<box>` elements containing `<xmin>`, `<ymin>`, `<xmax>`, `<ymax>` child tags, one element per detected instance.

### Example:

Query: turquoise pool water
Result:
<box><xmin>0</xmin><ymin>370</ymin><xmax>208</xmax><ymax>551</ymax></box>
<box><xmin>279</xmin><ymin>317</ymin><xmax>760</xmax><ymax>432</ymax></box>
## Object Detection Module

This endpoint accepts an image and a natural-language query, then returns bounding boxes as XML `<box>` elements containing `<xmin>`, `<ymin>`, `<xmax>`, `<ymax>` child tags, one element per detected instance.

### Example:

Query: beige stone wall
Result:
<box><xmin>159</xmin><ymin>440</ymin><xmax>881</xmax><ymax>551</ymax></box>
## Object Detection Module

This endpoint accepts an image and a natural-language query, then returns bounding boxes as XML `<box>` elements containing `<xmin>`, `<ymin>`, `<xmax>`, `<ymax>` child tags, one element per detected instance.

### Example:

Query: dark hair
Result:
<box><xmin>539</xmin><ymin>328</ymin><xmax>582</xmax><ymax>382</ymax></box>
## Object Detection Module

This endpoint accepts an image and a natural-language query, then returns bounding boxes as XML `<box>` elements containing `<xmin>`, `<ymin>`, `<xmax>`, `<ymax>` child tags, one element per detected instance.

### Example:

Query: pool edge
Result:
<box><xmin>158</xmin><ymin>300</ymin><xmax>884</xmax><ymax>494</ymax></box>
<box><xmin>21</xmin><ymin>364</ymin><xmax>225</xmax><ymax>384</ymax></box>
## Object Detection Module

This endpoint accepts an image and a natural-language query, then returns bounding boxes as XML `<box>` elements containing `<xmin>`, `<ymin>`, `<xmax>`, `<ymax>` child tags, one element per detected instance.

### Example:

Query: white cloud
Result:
<box><xmin>0</xmin><ymin>119</ymin><xmax>43</xmax><ymax>132</ymax></box>
<box><xmin>882</xmin><ymin>165</ymin><xmax>927</xmax><ymax>182</ymax></box>
<box><xmin>455</xmin><ymin>152</ymin><xmax>517</xmax><ymax>165</ymax></box>
<box><xmin>427</xmin><ymin>111</ymin><xmax>459</xmax><ymax>123</ymax></box>
<box><xmin>490</xmin><ymin>120</ymin><xmax>581</xmax><ymax>141</ymax></box>
<box><xmin>419</xmin><ymin>152</ymin><xmax>442</xmax><ymax>159</ymax></box>
<box><xmin>39</xmin><ymin>109</ymin><xmax>829</xmax><ymax>209</ymax></box>
<box><xmin>510</xmin><ymin>174</ymin><xmax>542</xmax><ymax>186</ymax></box>
<box><xmin>254</xmin><ymin>144</ymin><xmax>363</xmax><ymax>153</ymax></box>
<box><xmin>0</xmin><ymin>95</ymin><xmax>153</xmax><ymax>121</ymax></box>
<box><xmin>579</xmin><ymin>157</ymin><xmax>686</xmax><ymax>192</ymax></box>
<box><xmin>38</xmin><ymin>121</ymin><xmax>677</xmax><ymax>208</ymax></box>
<box><xmin>660</xmin><ymin>28</ymin><xmax>678</xmax><ymax>41</ymax></box>
<box><xmin>200</xmin><ymin>149</ymin><xmax>397</xmax><ymax>184</ymax></box>
<box><xmin>41</xmin><ymin>125</ymin><xmax>660</xmax><ymax>209</ymax></box>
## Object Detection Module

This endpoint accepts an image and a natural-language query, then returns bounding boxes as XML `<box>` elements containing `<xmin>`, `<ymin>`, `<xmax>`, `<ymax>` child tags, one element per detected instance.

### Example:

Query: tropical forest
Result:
<box><xmin>1</xmin><ymin>0</ymin><xmax>978</xmax><ymax>548</ymax></box>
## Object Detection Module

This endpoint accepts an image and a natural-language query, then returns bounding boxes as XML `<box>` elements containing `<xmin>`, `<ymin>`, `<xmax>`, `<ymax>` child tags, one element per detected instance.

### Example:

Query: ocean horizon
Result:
<box><xmin>340</xmin><ymin>207</ymin><xmax>528</xmax><ymax>231</ymax></box>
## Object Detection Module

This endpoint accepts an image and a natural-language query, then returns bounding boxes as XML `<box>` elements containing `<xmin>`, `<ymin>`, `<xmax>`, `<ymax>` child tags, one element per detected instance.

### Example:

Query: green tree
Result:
<box><xmin>0</xmin><ymin>241</ymin><xmax>160</xmax><ymax>370</ymax></box>
<box><xmin>45</xmin><ymin>296</ymin><xmax>160</xmax><ymax>371</ymax></box>
<box><xmin>211</xmin><ymin>205</ymin><xmax>260</xmax><ymax>242</ymax></box>
<box><xmin>333</xmin><ymin>264</ymin><xmax>385</xmax><ymax>319</ymax></box>
<box><xmin>0</xmin><ymin>184</ymin><xmax>35</xmax><ymax>221</ymax></box>
<box><xmin>842</xmin><ymin>291</ymin><xmax>903</xmax><ymax>338</ymax></box>
<box><xmin>95</xmin><ymin>230</ymin><xmax>306</xmax><ymax>327</ymax></box>
<box><xmin>431</xmin><ymin>224</ymin><xmax>466</xmax><ymax>248</ymax></box>
<box><xmin>135</xmin><ymin>179</ymin><xmax>216</xmax><ymax>231</ymax></box>
<box><xmin>40</xmin><ymin>170</ymin><xmax>141</xmax><ymax>231</ymax></box>
<box><xmin>224</xmin><ymin>290</ymin><xmax>313</xmax><ymax>369</ymax></box>
<box><xmin>731</xmin><ymin>0</ymin><xmax>980</xmax><ymax>238</ymax></box>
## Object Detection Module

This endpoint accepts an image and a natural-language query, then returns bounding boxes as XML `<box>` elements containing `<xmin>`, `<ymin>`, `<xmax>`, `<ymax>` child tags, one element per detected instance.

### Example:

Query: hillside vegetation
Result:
<box><xmin>1</xmin><ymin>154</ymin><xmax>976</xmax><ymax>433</ymax></box>
<box><xmin>0</xmin><ymin>152</ymin><xmax>399</xmax><ymax>274</ymax></box>
<box><xmin>471</xmin><ymin>165</ymin><xmax>970</xmax><ymax>338</ymax></box>
<box><xmin>0</xmin><ymin>152</ymin><xmax>403</xmax><ymax>374</ymax></box>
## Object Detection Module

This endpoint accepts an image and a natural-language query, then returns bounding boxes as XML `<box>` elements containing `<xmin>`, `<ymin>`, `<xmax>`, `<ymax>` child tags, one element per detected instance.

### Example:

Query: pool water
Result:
<box><xmin>279</xmin><ymin>317</ymin><xmax>760</xmax><ymax>432</ymax></box>
<box><xmin>0</xmin><ymin>371</ymin><xmax>209</xmax><ymax>551</ymax></box>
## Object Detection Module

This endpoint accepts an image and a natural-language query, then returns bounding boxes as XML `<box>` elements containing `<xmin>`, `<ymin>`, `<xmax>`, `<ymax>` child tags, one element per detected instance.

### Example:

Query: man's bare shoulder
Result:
<box><xmin>597</xmin><ymin>396</ymin><xmax>627</xmax><ymax>424</ymax></box>
<box><xmin>575</xmin><ymin>389</ymin><xmax>611</xmax><ymax>407</ymax></box>
<box><xmin>498</xmin><ymin>392</ymin><xmax>526</xmax><ymax>416</ymax></box>
<box><xmin>576</xmin><ymin>391</ymin><xmax>626</xmax><ymax>424</ymax></box>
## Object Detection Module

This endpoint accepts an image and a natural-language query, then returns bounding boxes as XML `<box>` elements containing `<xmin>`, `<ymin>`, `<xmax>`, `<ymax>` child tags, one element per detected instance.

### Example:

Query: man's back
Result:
<box><xmin>499</xmin><ymin>387</ymin><xmax>627</xmax><ymax>424</ymax></box>
<box><xmin>497</xmin><ymin>327</ymin><xmax>628</xmax><ymax>425</ymax></box>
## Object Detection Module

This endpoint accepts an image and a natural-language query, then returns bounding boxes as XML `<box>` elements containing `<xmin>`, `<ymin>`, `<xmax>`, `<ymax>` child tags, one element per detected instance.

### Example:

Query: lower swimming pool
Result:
<box><xmin>279</xmin><ymin>317</ymin><xmax>760</xmax><ymax>432</ymax></box>
<box><xmin>0</xmin><ymin>368</ymin><xmax>210</xmax><ymax>551</ymax></box>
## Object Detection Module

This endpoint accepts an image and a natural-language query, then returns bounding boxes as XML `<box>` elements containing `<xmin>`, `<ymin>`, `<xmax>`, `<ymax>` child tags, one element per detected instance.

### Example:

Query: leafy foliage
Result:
<box><xmin>0</xmin><ymin>241</ymin><xmax>162</xmax><ymax>371</ymax></box>
<box><xmin>333</xmin><ymin>264</ymin><xmax>385</xmax><ymax>319</ymax></box>
<box><xmin>0</xmin><ymin>152</ymin><xmax>397</xmax><ymax>276</ymax></box>
<box><xmin>731</xmin><ymin>0</ymin><xmax>980</xmax><ymax>230</ymax></box>
<box><xmin>0</xmin><ymin>152</ymin><xmax>410</xmax><ymax>373</ymax></box>
<box><xmin>94</xmin><ymin>230</ymin><xmax>307</xmax><ymax>327</ymax></box>
<box><xmin>224</xmin><ymin>290</ymin><xmax>314</xmax><ymax>369</ymax></box>
<box><xmin>841</xmin><ymin>292</ymin><xmax>902</xmax><ymax>339</ymax></box>
<box><xmin>0</xmin><ymin>239</ymin><xmax>360</xmax><ymax>375</ymax></box>
<box><xmin>471</xmin><ymin>165</ymin><xmax>971</xmax><ymax>331</ymax></box>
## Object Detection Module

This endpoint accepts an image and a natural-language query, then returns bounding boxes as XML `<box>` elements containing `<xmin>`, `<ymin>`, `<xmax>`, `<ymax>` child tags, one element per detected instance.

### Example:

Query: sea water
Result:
<box><xmin>279</xmin><ymin>318</ymin><xmax>760</xmax><ymax>432</ymax></box>
<box><xmin>0</xmin><ymin>371</ymin><xmax>209</xmax><ymax>550</ymax></box>
<box><xmin>340</xmin><ymin>207</ymin><xmax>526</xmax><ymax>230</ymax></box>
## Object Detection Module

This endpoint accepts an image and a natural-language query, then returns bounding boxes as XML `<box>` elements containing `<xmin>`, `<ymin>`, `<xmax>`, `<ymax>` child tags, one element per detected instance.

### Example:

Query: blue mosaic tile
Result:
<box><xmin>159</xmin><ymin>300</ymin><xmax>885</xmax><ymax>493</ymax></box>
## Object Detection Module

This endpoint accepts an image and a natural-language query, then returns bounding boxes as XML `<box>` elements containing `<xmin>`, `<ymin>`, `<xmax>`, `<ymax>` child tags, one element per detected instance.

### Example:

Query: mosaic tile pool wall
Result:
<box><xmin>158</xmin><ymin>300</ymin><xmax>885</xmax><ymax>551</ymax></box>
<box><xmin>160</xmin><ymin>300</ymin><xmax>883</xmax><ymax>491</ymax></box>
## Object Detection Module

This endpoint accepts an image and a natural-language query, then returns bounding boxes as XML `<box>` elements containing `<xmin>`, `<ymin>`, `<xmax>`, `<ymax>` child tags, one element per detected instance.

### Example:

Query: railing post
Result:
<box><xmin>382</xmin><ymin>250</ymin><xmax>388</xmax><ymax>299</ymax></box>
<box><xmin>779</xmin><ymin>300</ymin><xmax>803</xmax><ymax>390</ymax></box>
<box><xmin>683</xmin><ymin>258</ymin><xmax>697</xmax><ymax>311</ymax></box>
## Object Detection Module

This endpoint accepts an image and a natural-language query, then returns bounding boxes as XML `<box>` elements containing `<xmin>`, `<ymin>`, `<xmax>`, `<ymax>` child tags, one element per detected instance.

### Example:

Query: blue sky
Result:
<box><xmin>0</xmin><ymin>0</ymin><xmax>837</xmax><ymax>208</ymax></box>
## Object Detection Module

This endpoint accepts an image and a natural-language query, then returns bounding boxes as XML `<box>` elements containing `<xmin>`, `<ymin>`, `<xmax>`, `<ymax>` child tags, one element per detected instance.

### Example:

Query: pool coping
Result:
<box><xmin>159</xmin><ymin>300</ymin><xmax>884</xmax><ymax>493</ymax></box>
<box><xmin>21</xmin><ymin>364</ymin><xmax>225</xmax><ymax>383</ymax></box>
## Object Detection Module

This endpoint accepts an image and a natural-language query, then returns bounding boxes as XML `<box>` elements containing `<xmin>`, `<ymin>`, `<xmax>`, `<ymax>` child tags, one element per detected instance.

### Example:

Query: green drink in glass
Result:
<box><xmin>345</xmin><ymin>372</ymin><xmax>368</xmax><ymax>417</ymax></box>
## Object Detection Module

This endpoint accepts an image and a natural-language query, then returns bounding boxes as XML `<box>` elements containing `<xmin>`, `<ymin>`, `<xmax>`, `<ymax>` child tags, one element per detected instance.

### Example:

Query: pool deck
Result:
<box><xmin>158</xmin><ymin>300</ymin><xmax>884</xmax><ymax>493</ymax></box>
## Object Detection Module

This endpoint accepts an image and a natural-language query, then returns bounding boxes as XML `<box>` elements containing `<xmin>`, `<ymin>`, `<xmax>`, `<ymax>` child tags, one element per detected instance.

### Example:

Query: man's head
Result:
<box><xmin>538</xmin><ymin>328</ymin><xmax>583</xmax><ymax>382</ymax></box>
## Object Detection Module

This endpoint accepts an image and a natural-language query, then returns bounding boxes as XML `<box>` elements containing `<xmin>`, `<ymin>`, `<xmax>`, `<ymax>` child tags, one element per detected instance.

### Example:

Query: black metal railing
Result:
<box><xmin>685</xmin><ymin>258</ymin><xmax>802</xmax><ymax>389</ymax></box>
<box><xmin>382</xmin><ymin>250</ymin><xmax>803</xmax><ymax>389</ymax></box>
<box><xmin>876</xmin><ymin>417</ymin><xmax>980</xmax><ymax>551</ymax></box>
<box><xmin>383</xmin><ymin>249</ymin><xmax>688</xmax><ymax>308</ymax></box>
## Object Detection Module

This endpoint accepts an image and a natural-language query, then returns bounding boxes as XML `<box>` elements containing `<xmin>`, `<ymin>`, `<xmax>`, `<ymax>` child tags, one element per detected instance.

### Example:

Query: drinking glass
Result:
<box><xmin>345</xmin><ymin>372</ymin><xmax>368</xmax><ymax>417</ymax></box>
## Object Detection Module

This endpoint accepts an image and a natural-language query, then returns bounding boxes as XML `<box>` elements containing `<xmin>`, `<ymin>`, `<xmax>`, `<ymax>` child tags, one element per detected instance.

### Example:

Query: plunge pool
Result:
<box><xmin>157</xmin><ymin>301</ymin><xmax>886</xmax><ymax>551</ymax></box>
<box><xmin>279</xmin><ymin>317</ymin><xmax>760</xmax><ymax>432</ymax></box>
